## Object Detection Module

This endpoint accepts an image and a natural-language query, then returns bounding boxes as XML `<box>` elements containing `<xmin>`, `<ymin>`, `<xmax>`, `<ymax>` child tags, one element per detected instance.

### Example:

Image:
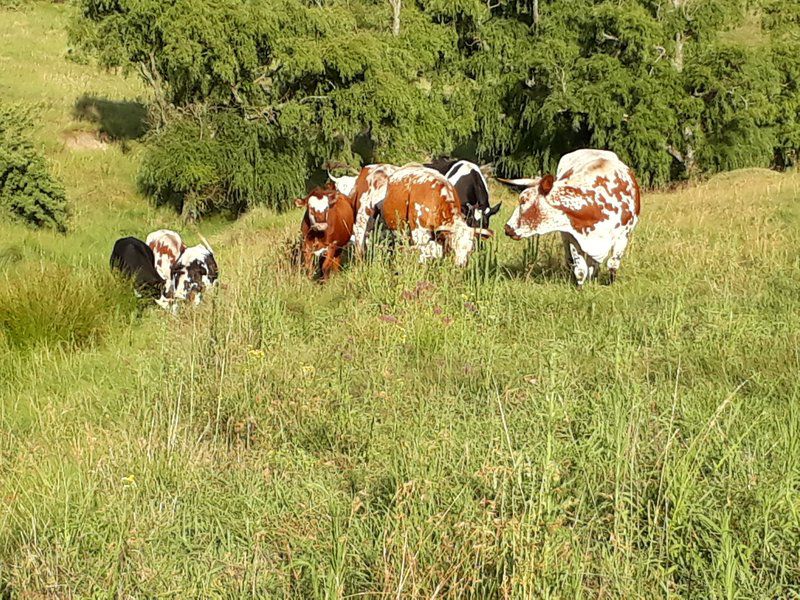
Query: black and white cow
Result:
<box><xmin>425</xmin><ymin>158</ymin><xmax>501</xmax><ymax>229</ymax></box>
<box><xmin>110</xmin><ymin>237</ymin><xmax>171</xmax><ymax>308</ymax></box>
<box><xmin>170</xmin><ymin>238</ymin><xmax>219</xmax><ymax>305</ymax></box>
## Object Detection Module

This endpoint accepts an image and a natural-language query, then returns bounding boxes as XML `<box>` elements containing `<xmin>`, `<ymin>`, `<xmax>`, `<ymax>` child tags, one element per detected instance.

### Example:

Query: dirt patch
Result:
<box><xmin>61</xmin><ymin>129</ymin><xmax>109</xmax><ymax>151</ymax></box>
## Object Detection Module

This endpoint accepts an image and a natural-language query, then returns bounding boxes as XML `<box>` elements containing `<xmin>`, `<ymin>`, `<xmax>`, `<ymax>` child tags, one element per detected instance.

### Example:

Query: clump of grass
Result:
<box><xmin>0</xmin><ymin>262</ymin><xmax>139</xmax><ymax>348</ymax></box>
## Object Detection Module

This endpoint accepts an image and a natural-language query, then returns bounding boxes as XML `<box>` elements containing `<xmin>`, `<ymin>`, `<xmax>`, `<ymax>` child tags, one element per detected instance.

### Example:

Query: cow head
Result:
<box><xmin>436</xmin><ymin>219</ymin><xmax>494</xmax><ymax>267</ymax></box>
<box><xmin>171</xmin><ymin>245</ymin><xmax>218</xmax><ymax>305</ymax></box>
<box><xmin>296</xmin><ymin>185</ymin><xmax>338</xmax><ymax>232</ymax></box>
<box><xmin>503</xmin><ymin>174</ymin><xmax>566</xmax><ymax>240</ymax></box>
<box><xmin>468</xmin><ymin>202</ymin><xmax>502</xmax><ymax>229</ymax></box>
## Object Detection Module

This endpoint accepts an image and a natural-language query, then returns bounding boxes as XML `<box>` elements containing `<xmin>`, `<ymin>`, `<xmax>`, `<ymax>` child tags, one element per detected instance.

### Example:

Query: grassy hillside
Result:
<box><xmin>2</xmin><ymin>4</ymin><xmax>800</xmax><ymax>598</ymax></box>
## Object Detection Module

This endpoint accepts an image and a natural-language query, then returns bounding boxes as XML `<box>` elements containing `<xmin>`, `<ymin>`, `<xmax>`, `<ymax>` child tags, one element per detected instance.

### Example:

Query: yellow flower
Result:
<box><xmin>301</xmin><ymin>364</ymin><xmax>316</xmax><ymax>375</ymax></box>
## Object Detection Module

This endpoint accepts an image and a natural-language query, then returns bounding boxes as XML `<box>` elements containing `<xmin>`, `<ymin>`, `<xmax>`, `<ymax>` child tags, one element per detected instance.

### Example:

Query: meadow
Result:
<box><xmin>2</xmin><ymin>4</ymin><xmax>800</xmax><ymax>598</ymax></box>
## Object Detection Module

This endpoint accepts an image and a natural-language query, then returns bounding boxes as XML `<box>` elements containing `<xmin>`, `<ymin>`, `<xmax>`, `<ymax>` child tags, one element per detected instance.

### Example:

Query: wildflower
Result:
<box><xmin>301</xmin><ymin>364</ymin><xmax>316</xmax><ymax>376</ymax></box>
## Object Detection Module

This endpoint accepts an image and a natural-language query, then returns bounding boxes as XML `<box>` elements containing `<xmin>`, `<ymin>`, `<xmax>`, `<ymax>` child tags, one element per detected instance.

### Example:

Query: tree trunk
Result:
<box><xmin>670</xmin><ymin>0</ymin><xmax>696</xmax><ymax>178</ymax></box>
<box><xmin>532</xmin><ymin>0</ymin><xmax>539</xmax><ymax>29</ymax></box>
<box><xmin>389</xmin><ymin>0</ymin><xmax>401</xmax><ymax>36</ymax></box>
<box><xmin>673</xmin><ymin>31</ymin><xmax>684</xmax><ymax>72</ymax></box>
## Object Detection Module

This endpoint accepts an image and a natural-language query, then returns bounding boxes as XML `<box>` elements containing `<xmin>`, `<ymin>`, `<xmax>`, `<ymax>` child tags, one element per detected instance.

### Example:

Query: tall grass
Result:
<box><xmin>2</xmin><ymin>5</ymin><xmax>800</xmax><ymax>596</ymax></box>
<box><xmin>2</xmin><ymin>169</ymin><xmax>799</xmax><ymax>597</ymax></box>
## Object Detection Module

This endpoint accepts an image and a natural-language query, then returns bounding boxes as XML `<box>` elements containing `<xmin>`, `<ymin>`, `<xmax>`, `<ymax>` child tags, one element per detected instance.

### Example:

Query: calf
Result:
<box><xmin>425</xmin><ymin>159</ymin><xmax>501</xmax><ymax>228</ymax></box>
<box><xmin>381</xmin><ymin>166</ymin><xmax>493</xmax><ymax>267</ymax></box>
<box><xmin>110</xmin><ymin>237</ymin><xmax>170</xmax><ymax>308</ymax></box>
<box><xmin>502</xmin><ymin>149</ymin><xmax>641</xmax><ymax>285</ymax></box>
<box><xmin>170</xmin><ymin>238</ymin><xmax>219</xmax><ymax>305</ymax></box>
<box><xmin>146</xmin><ymin>229</ymin><xmax>185</xmax><ymax>295</ymax></box>
<box><xmin>297</xmin><ymin>185</ymin><xmax>356</xmax><ymax>280</ymax></box>
<box><xmin>350</xmin><ymin>164</ymin><xmax>398</xmax><ymax>255</ymax></box>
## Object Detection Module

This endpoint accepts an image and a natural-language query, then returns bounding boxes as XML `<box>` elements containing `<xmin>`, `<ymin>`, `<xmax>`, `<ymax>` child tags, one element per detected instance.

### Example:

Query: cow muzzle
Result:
<box><xmin>504</xmin><ymin>224</ymin><xmax>521</xmax><ymax>240</ymax></box>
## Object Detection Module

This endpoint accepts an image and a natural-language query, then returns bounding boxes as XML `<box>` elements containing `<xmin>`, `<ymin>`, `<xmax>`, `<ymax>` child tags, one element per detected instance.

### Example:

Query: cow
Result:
<box><xmin>380</xmin><ymin>165</ymin><xmax>493</xmax><ymax>267</ymax></box>
<box><xmin>296</xmin><ymin>184</ymin><xmax>356</xmax><ymax>280</ymax></box>
<box><xmin>110</xmin><ymin>237</ymin><xmax>171</xmax><ymax>309</ymax></box>
<box><xmin>502</xmin><ymin>149</ymin><xmax>641</xmax><ymax>285</ymax></box>
<box><xmin>425</xmin><ymin>158</ymin><xmax>501</xmax><ymax>228</ymax></box>
<box><xmin>146</xmin><ymin>229</ymin><xmax>185</xmax><ymax>296</ymax></box>
<box><xmin>170</xmin><ymin>237</ymin><xmax>219</xmax><ymax>305</ymax></box>
<box><xmin>350</xmin><ymin>164</ymin><xmax>398</xmax><ymax>255</ymax></box>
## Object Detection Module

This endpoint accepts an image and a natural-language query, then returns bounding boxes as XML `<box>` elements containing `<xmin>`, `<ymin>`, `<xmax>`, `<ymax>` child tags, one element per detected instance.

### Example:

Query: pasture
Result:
<box><xmin>2</xmin><ymin>4</ymin><xmax>800</xmax><ymax>598</ymax></box>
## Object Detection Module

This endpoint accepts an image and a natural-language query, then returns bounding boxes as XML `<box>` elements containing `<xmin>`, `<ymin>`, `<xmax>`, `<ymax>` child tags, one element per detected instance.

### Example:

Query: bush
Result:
<box><xmin>138</xmin><ymin>112</ymin><xmax>307</xmax><ymax>218</ymax></box>
<box><xmin>0</xmin><ymin>102</ymin><xmax>69</xmax><ymax>232</ymax></box>
<box><xmin>0</xmin><ymin>262</ymin><xmax>138</xmax><ymax>349</ymax></box>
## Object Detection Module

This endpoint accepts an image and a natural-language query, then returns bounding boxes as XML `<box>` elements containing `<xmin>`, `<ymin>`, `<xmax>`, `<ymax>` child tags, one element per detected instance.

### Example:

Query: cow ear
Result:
<box><xmin>295</xmin><ymin>197</ymin><xmax>307</xmax><ymax>207</ymax></box>
<box><xmin>329</xmin><ymin>194</ymin><xmax>339</xmax><ymax>206</ymax></box>
<box><xmin>539</xmin><ymin>174</ymin><xmax>555</xmax><ymax>196</ymax></box>
<box><xmin>488</xmin><ymin>202</ymin><xmax>502</xmax><ymax>216</ymax></box>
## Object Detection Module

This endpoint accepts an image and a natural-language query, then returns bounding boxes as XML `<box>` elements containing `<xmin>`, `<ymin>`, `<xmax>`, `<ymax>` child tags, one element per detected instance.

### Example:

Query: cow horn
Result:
<box><xmin>197</xmin><ymin>233</ymin><xmax>213</xmax><ymax>253</ymax></box>
<box><xmin>473</xmin><ymin>227</ymin><xmax>494</xmax><ymax>238</ymax></box>
<box><xmin>496</xmin><ymin>177</ymin><xmax>539</xmax><ymax>191</ymax></box>
<box><xmin>435</xmin><ymin>224</ymin><xmax>454</xmax><ymax>234</ymax></box>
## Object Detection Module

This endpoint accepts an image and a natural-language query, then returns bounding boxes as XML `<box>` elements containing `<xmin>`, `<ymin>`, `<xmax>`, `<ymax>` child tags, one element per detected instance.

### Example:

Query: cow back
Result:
<box><xmin>110</xmin><ymin>237</ymin><xmax>165</xmax><ymax>295</ymax></box>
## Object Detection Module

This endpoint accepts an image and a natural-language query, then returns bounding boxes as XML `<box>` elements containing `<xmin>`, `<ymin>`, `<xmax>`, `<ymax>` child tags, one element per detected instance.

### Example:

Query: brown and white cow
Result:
<box><xmin>296</xmin><ymin>184</ymin><xmax>356</xmax><ymax>280</ymax></box>
<box><xmin>380</xmin><ymin>165</ymin><xmax>493</xmax><ymax>267</ymax></box>
<box><xmin>350</xmin><ymin>164</ymin><xmax>398</xmax><ymax>255</ymax></box>
<box><xmin>502</xmin><ymin>149</ymin><xmax>641</xmax><ymax>285</ymax></box>
<box><xmin>146</xmin><ymin>229</ymin><xmax>185</xmax><ymax>295</ymax></box>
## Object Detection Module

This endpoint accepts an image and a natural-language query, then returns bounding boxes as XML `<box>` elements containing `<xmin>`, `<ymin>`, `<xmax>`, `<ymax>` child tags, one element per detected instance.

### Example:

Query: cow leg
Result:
<box><xmin>320</xmin><ymin>247</ymin><xmax>342</xmax><ymax>281</ymax></box>
<box><xmin>561</xmin><ymin>233</ymin><xmax>574</xmax><ymax>270</ymax></box>
<box><xmin>302</xmin><ymin>240</ymin><xmax>316</xmax><ymax>278</ymax></box>
<box><xmin>607</xmin><ymin>234</ymin><xmax>630</xmax><ymax>284</ymax></box>
<box><xmin>568</xmin><ymin>243</ymin><xmax>590</xmax><ymax>287</ymax></box>
<box><xmin>410</xmin><ymin>228</ymin><xmax>440</xmax><ymax>263</ymax></box>
<box><xmin>352</xmin><ymin>206</ymin><xmax>370</xmax><ymax>257</ymax></box>
<box><xmin>155</xmin><ymin>295</ymin><xmax>173</xmax><ymax>311</ymax></box>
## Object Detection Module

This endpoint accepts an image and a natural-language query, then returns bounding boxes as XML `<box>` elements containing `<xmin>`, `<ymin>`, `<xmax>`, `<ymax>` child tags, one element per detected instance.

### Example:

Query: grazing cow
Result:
<box><xmin>425</xmin><ymin>159</ymin><xmax>501</xmax><ymax>228</ymax></box>
<box><xmin>502</xmin><ymin>149</ymin><xmax>641</xmax><ymax>285</ymax></box>
<box><xmin>170</xmin><ymin>238</ymin><xmax>219</xmax><ymax>305</ymax></box>
<box><xmin>350</xmin><ymin>164</ymin><xmax>398</xmax><ymax>255</ymax></box>
<box><xmin>296</xmin><ymin>185</ymin><xmax>356</xmax><ymax>280</ymax></box>
<box><xmin>146</xmin><ymin>229</ymin><xmax>185</xmax><ymax>295</ymax></box>
<box><xmin>110</xmin><ymin>237</ymin><xmax>171</xmax><ymax>308</ymax></box>
<box><xmin>380</xmin><ymin>165</ymin><xmax>493</xmax><ymax>267</ymax></box>
<box><xmin>327</xmin><ymin>172</ymin><xmax>357</xmax><ymax>197</ymax></box>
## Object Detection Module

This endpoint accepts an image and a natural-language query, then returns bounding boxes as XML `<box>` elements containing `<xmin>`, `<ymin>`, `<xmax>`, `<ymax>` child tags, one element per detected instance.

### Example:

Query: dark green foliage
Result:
<box><xmin>0</xmin><ymin>103</ymin><xmax>68</xmax><ymax>232</ymax></box>
<box><xmin>71</xmin><ymin>0</ymin><xmax>800</xmax><ymax>216</ymax></box>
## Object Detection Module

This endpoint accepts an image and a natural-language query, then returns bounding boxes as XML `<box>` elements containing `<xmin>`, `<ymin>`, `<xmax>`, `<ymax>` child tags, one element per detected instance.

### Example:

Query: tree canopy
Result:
<box><xmin>71</xmin><ymin>0</ymin><xmax>799</xmax><ymax>216</ymax></box>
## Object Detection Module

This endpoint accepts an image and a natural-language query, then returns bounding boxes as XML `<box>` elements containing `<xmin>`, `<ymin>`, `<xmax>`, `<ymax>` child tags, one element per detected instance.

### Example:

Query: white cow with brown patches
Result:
<box><xmin>502</xmin><ymin>149</ymin><xmax>641</xmax><ymax>285</ymax></box>
<box><xmin>146</xmin><ymin>229</ymin><xmax>186</xmax><ymax>296</ymax></box>
<box><xmin>381</xmin><ymin>165</ymin><xmax>493</xmax><ymax>267</ymax></box>
<box><xmin>350</xmin><ymin>164</ymin><xmax>398</xmax><ymax>255</ymax></box>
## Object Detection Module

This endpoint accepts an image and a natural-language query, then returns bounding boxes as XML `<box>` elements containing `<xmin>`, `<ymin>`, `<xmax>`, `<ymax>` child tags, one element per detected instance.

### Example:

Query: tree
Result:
<box><xmin>71</xmin><ymin>0</ymin><xmax>800</xmax><ymax>217</ymax></box>
<box><xmin>0</xmin><ymin>102</ymin><xmax>68</xmax><ymax>232</ymax></box>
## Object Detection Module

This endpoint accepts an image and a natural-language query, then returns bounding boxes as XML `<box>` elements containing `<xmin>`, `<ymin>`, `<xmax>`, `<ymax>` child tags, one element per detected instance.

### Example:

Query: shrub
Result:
<box><xmin>0</xmin><ymin>102</ymin><xmax>69</xmax><ymax>231</ymax></box>
<box><xmin>0</xmin><ymin>263</ymin><xmax>138</xmax><ymax>349</ymax></box>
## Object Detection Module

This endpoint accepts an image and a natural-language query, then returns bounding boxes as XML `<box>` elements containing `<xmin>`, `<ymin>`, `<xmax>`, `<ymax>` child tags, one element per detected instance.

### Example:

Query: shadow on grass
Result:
<box><xmin>500</xmin><ymin>237</ymin><xmax>573</xmax><ymax>283</ymax></box>
<box><xmin>73</xmin><ymin>95</ymin><xmax>149</xmax><ymax>141</ymax></box>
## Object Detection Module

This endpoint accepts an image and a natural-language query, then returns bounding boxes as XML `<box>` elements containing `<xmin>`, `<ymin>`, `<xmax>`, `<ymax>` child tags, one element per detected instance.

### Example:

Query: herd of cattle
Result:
<box><xmin>299</xmin><ymin>148</ymin><xmax>640</xmax><ymax>284</ymax></box>
<box><xmin>109</xmin><ymin>148</ymin><xmax>641</xmax><ymax>308</ymax></box>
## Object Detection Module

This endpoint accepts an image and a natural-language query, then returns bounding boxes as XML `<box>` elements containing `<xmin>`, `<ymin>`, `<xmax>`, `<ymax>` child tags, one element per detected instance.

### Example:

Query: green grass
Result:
<box><xmin>2</xmin><ymin>4</ymin><xmax>800</xmax><ymax>598</ymax></box>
